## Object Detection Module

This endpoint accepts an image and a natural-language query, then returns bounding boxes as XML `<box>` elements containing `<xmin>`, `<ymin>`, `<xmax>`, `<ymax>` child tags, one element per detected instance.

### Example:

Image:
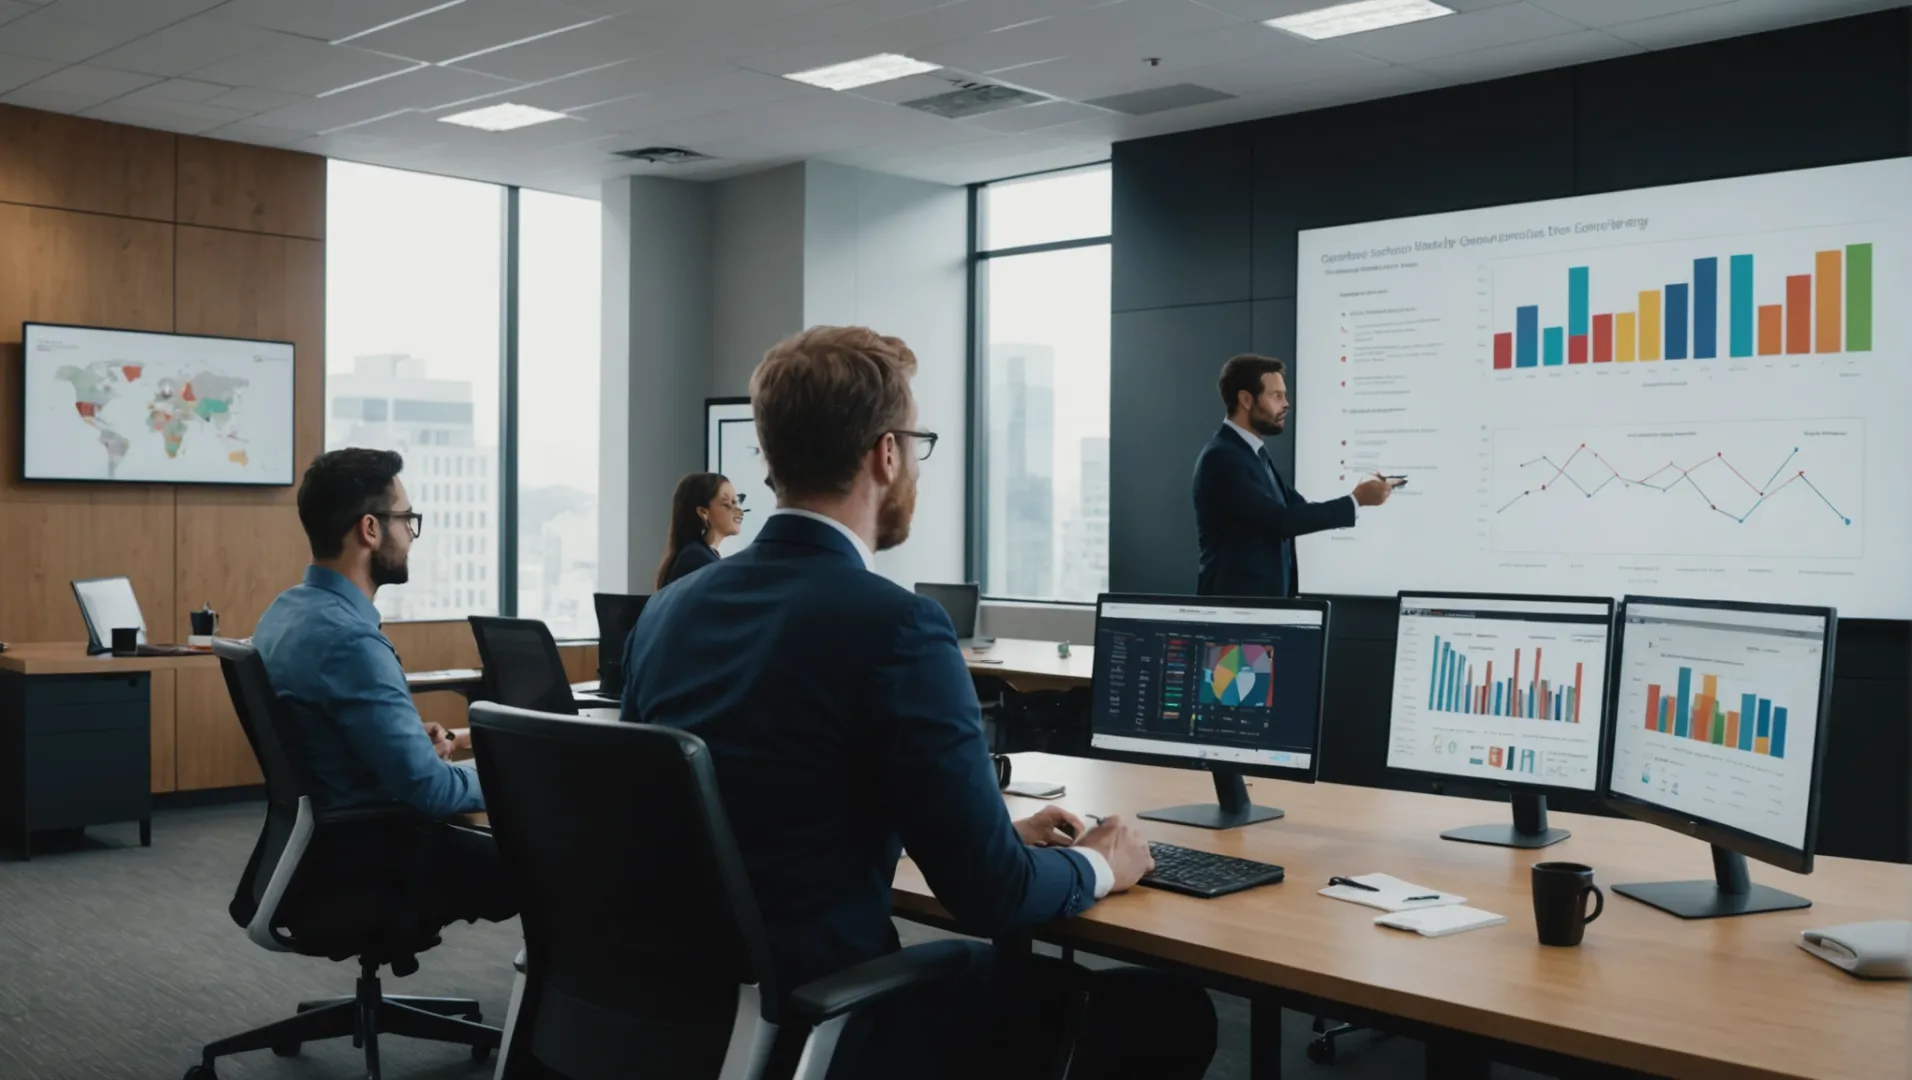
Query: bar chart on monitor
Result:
<box><xmin>1483</xmin><ymin>225</ymin><xmax>1882</xmax><ymax>373</ymax></box>
<box><xmin>1488</xmin><ymin>419</ymin><xmax>1863</xmax><ymax>559</ymax></box>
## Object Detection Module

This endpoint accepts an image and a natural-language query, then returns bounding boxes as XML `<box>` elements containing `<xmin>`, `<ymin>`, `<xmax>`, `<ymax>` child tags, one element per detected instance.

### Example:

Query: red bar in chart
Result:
<box><xmin>1592</xmin><ymin>314</ymin><xmax>1613</xmax><ymax>363</ymax></box>
<box><xmin>1645</xmin><ymin>683</ymin><xmax>1662</xmax><ymax>731</ymax></box>
<box><xmin>1493</xmin><ymin>332</ymin><xmax>1513</xmax><ymax>370</ymax></box>
<box><xmin>1785</xmin><ymin>274</ymin><xmax>1812</xmax><ymax>354</ymax></box>
<box><xmin>1568</xmin><ymin>334</ymin><xmax>1589</xmax><ymax>364</ymax></box>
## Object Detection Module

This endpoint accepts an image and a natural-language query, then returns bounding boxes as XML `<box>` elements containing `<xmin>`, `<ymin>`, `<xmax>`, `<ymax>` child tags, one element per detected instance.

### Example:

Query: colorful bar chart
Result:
<box><xmin>1494</xmin><ymin>243</ymin><xmax>1875</xmax><ymax>371</ymax></box>
<box><xmin>1642</xmin><ymin>666</ymin><xmax>1787</xmax><ymax>758</ymax></box>
<box><xmin>1427</xmin><ymin>637</ymin><xmax>1584</xmax><ymax>723</ymax></box>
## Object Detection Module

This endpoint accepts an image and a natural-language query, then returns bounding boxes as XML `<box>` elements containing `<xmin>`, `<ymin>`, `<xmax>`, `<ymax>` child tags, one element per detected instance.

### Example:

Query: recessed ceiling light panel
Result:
<box><xmin>1264</xmin><ymin>0</ymin><xmax>1455</xmax><ymax>41</ymax></box>
<box><xmin>784</xmin><ymin>53</ymin><xmax>940</xmax><ymax>91</ymax></box>
<box><xmin>438</xmin><ymin>103</ymin><xmax>570</xmax><ymax>132</ymax></box>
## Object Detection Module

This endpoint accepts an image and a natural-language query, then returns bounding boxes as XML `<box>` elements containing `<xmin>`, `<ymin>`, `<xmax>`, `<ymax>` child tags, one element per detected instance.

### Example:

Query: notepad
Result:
<box><xmin>1375</xmin><ymin>906</ymin><xmax>1507</xmax><ymax>937</ymax></box>
<box><xmin>1318</xmin><ymin>873</ymin><xmax>1466</xmax><ymax>913</ymax></box>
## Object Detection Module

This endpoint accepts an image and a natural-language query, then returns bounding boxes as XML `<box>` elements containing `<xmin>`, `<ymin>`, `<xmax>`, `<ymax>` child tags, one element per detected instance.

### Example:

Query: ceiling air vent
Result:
<box><xmin>612</xmin><ymin>146</ymin><xmax>713</xmax><ymax>164</ymax></box>
<box><xmin>900</xmin><ymin>81</ymin><xmax>1049</xmax><ymax>120</ymax></box>
<box><xmin>1085</xmin><ymin>83</ymin><xmax>1235</xmax><ymax>116</ymax></box>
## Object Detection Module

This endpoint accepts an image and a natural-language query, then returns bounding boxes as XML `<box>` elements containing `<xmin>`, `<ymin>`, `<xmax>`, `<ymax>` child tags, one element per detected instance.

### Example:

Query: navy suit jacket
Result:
<box><xmin>621</xmin><ymin>513</ymin><xmax>1097</xmax><ymax>993</ymax></box>
<box><xmin>1192</xmin><ymin>423</ymin><xmax>1355</xmax><ymax>598</ymax></box>
<box><xmin>659</xmin><ymin>541</ymin><xmax>719</xmax><ymax>588</ymax></box>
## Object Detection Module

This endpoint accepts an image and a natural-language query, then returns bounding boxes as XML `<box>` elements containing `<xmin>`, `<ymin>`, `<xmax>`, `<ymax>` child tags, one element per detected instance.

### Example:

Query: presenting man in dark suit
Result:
<box><xmin>1193</xmin><ymin>354</ymin><xmax>1396</xmax><ymax>597</ymax></box>
<box><xmin>622</xmin><ymin>326</ymin><xmax>1214</xmax><ymax>1080</ymax></box>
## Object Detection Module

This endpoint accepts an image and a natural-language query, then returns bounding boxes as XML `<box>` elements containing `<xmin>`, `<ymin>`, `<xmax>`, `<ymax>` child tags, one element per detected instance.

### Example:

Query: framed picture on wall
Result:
<box><xmin>705</xmin><ymin>397</ymin><xmax>771</xmax><ymax>554</ymax></box>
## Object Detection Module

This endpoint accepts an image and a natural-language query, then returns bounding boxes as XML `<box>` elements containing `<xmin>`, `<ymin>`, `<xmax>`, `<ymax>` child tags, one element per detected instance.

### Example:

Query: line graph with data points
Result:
<box><xmin>1489</xmin><ymin>420</ymin><xmax>1863</xmax><ymax>559</ymax></box>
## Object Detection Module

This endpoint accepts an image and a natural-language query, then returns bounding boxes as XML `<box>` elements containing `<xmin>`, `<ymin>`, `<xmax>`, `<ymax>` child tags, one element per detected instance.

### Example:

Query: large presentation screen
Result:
<box><xmin>1294</xmin><ymin>158</ymin><xmax>1910</xmax><ymax>618</ymax></box>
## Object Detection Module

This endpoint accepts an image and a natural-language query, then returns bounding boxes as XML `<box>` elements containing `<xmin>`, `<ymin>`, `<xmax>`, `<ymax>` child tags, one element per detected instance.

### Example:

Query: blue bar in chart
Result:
<box><xmin>1729</xmin><ymin>254</ymin><xmax>1754</xmax><ymax>357</ymax></box>
<box><xmin>1516</xmin><ymin>306</ymin><xmax>1539</xmax><ymax>368</ymax></box>
<box><xmin>1693</xmin><ymin>257</ymin><xmax>1718</xmax><ymax>359</ymax></box>
<box><xmin>1568</xmin><ymin>266</ymin><xmax>1589</xmax><ymax>337</ymax></box>
<box><xmin>1675</xmin><ymin>667</ymin><xmax>1692</xmax><ymax>738</ymax></box>
<box><xmin>1665</xmin><ymin>282</ymin><xmax>1689</xmax><ymax>359</ymax></box>
<box><xmin>1544</xmin><ymin>326</ymin><xmax>1564</xmax><ymax>366</ymax></box>
<box><xmin>1772</xmin><ymin>707</ymin><xmax>1788</xmax><ymax>759</ymax></box>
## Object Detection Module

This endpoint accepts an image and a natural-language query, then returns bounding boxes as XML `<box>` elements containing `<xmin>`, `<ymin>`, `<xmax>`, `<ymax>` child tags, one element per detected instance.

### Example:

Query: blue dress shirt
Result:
<box><xmin>253</xmin><ymin>566</ymin><xmax>483</xmax><ymax>817</ymax></box>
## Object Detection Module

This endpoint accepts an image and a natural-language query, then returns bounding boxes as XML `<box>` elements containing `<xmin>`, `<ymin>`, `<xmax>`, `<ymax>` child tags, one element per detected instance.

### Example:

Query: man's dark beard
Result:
<box><xmin>875</xmin><ymin>471</ymin><xmax>917</xmax><ymax>552</ymax></box>
<box><xmin>1251</xmin><ymin>411</ymin><xmax>1284</xmax><ymax>437</ymax></box>
<box><xmin>371</xmin><ymin>544</ymin><xmax>409</xmax><ymax>586</ymax></box>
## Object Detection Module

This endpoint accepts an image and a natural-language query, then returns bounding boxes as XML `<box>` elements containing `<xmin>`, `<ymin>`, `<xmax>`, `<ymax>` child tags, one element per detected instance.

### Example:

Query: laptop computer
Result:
<box><xmin>915</xmin><ymin>582</ymin><xmax>994</xmax><ymax>651</ymax></box>
<box><xmin>591</xmin><ymin>592</ymin><xmax>651</xmax><ymax>698</ymax></box>
<box><xmin>72</xmin><ymin>576</ymin><xmax>199</xmax><ymax>657</ymax></box>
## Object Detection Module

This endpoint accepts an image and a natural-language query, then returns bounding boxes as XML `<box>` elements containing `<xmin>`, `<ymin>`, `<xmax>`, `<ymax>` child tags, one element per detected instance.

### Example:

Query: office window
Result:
<box><xmin>325</xmin><ymin>160</ymin><xmax>504</xmax><ymax>623</ymax></box>
<box><xmin>516</xmin><ymin>190</ymin><xmax>602</xmax><ymax>639</ymax></box>
<box><xmin>972</xmin><ymin>165</ymin><xmax>1111</xmax><ymax>603</ymax></box>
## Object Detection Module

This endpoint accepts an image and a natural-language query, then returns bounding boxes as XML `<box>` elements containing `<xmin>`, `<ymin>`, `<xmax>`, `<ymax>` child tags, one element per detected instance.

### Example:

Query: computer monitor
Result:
<box><xmin>1387</xmin><ymin>592</ymin><xmax>1615</xmax><ymax>849</ymax></box>
<box><xmin>915</xmin><ymin>582</ymin><xmax>985</xmax><ymax>642</ymax></box>
<box><xmin>1603</xmin><ymin>596</ymin><xmax>1836</xmax><ymax>919</ymax></box>
<box><xmin>1088</xmin><ymin>594</ymin><xmax>1330</xmax><ymax>829</ymax></box>
<box><xmin>72</xmin><ymin>576</ymin><xmax>147</xmax><ymax>655</ymax></box>
<box><xmin>593</xmin><ymin>592</ymin><xmax>650</xmax><ymax>692</ymax></box>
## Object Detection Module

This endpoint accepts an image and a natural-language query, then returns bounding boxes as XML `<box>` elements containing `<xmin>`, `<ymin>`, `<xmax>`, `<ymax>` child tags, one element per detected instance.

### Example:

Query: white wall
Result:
<box><xmin>802</xmin><ymin>161</ymin><xmax>968</xmax><ymax>589</ymax></box>
<box><xmin>710</xmin><ymin>164</ymin><xmax>806</xmax><ymax>397</ymax></box>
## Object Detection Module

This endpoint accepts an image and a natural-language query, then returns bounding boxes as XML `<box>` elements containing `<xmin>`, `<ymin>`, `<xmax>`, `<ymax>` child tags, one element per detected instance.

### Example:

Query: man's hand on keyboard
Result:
<box><xmin>1077</xmin><ymin>814</ymin><xmax>1154</xmax><ymax>893</ymax></box>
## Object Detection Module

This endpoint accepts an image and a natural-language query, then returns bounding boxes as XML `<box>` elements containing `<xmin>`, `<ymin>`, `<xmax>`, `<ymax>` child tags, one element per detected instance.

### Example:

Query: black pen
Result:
<box><xmin>1404</xmin><ymin>894</ymin><xmax>1441</xmax><ymax>902</ymax></box>
<box><xmin>1328</xmin><ymin>876</ymin><xmax>1378</xmax><ymax>892</ymax></box>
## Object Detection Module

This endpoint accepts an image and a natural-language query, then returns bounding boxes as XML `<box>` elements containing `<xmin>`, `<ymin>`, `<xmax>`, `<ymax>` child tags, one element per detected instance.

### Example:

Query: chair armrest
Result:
<box><xmin>786</xmin><ymin>940</ymin><xmax>974</xmax><ymax>1025</ymax></box>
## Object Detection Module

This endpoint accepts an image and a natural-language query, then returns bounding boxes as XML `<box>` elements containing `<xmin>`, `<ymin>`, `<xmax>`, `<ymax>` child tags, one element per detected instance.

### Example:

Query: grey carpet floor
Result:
<box><xmin>0</xmin><ymin>804</ymin><xmax>1550</xmax><ymax>1080</ymax></box>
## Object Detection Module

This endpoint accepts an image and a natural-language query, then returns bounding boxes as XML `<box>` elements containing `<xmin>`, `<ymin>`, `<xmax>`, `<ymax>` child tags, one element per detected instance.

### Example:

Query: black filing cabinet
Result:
<box><xmin>0</xmin><ymin>670</ymin><xmax>153</xmax><ymax>858</ymax></box>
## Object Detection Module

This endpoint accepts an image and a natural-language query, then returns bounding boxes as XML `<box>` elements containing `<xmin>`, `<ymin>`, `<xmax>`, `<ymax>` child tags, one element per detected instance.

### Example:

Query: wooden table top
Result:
<box><xmin>965</xmin><ymin>638</ymin><xmax>1096</xmax><ymax>688</ymax></box>
<box><xmin>0</xmin><ymin>641</ymin><xmax>216</xmax><ymax>675</ymax></box>
<box><xmin>892</xmin><ymin>753</ymin><xmax>1910</xmax><ymax>1080</ymax></box>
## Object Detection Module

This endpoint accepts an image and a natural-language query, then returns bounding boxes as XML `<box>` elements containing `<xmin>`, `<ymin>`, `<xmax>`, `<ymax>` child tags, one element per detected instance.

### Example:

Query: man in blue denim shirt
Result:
<box><xmin>254</xmin><ymin>448</ymin><xmax>513</xmax><ymax>929</ymax></box>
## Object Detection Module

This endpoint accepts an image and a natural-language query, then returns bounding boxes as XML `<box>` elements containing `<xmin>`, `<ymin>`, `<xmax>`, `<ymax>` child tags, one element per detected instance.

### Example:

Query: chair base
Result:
<box><xmin>186</xmin><ymin>960</ymin><xmax>500</xmax><ymax>1080</ymax></box>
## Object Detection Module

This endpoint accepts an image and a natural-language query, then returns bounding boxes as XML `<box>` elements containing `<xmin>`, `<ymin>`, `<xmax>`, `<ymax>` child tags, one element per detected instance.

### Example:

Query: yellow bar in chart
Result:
<box><xmin>1638</xmin><ymin>290</ymin><xmax>1662</xmax><ymax>361</ymax></box>
<box><xmin>1615</xmin><ymin>312</ymin><xmax>1636</xmax><ymax>362</ymax></box>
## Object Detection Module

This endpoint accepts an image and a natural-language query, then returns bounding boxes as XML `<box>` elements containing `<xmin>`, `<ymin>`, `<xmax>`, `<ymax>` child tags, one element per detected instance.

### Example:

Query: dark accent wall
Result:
<box><xmin>1109</xmin><ymin>10</ymin><xmax>1912</xmax><ymax>863</ymax></box>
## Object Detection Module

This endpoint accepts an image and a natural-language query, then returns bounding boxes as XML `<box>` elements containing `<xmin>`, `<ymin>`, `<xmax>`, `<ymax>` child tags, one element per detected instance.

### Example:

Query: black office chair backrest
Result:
<box><xmin>468</xmin><ymin>616</ymin><xmax>577</xmax><ymax>716</ymax></box>
<box><xmin>915</xmin><ymin>581</ymin><xmax>980</xmax><ymax>638</ymax></box>
<box><xmin>592</xmin><ymin>592</ymin><xmax>650</xmax><ymax>689</ymax></box>
<box><xmin>213</xmin><ymin>638</ymin><xmax>309</xmax><ymax>925</ymax></box>
<box><xmin>470</xmin><ymin>705</ymin><xmax>777</xmax><ymax>1080</ymax></box>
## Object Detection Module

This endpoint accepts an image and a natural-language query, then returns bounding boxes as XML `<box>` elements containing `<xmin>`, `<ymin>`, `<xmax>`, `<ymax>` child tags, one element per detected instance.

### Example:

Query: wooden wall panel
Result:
<box><xmin>169</xmin><ymin>225</ymin><xmax>324</xmax><ymax>789</ymax></box>
<box><xmin>0</xmin><ymin>105</ymin><xmax>174</xmax><ymax>220</ymax></box>
<box><xmin>0</xmin><ymin>203</ymin><xmax>174</xmax><ymax>335</ymax></box>
<box><xmin>177</xmin><ymin>137</ymin><xmax>325</xmax><ymax>241</ymax></box>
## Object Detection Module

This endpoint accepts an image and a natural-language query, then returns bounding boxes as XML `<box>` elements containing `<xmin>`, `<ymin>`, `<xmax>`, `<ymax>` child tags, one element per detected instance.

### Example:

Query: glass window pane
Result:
<box><xmin>516</xmin><ymin>190</ymin><xmax>602</xmax><ymax>639</ymax></box>
<box><xmin>981</xmin><ymin>164</ymin><xmax>1110</xmax><ymax>251</ymax></box>
<box><xmin>979</xmin><ymin>245</ymin><xmax>1110</xmax><ymax>602</ymax></box>
<box><xmin>324</xmin><ymin>160</ymin><xmax>503</xmax><ymax>623</ymax></box>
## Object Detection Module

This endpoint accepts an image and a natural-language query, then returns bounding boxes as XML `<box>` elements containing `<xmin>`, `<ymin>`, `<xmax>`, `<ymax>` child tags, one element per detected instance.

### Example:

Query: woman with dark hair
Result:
<box><xmin>657</xmin><ymin>472</ymin><xmax>746</xmax><ymax>589</ymax></box>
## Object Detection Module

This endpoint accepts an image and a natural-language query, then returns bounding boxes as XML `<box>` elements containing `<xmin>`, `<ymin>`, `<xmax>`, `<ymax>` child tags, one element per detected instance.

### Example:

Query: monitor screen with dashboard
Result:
<box><xmin>1089</xmin><ymin>595</ymin><xmax>1328</xmax><ymax>781</ymax></box>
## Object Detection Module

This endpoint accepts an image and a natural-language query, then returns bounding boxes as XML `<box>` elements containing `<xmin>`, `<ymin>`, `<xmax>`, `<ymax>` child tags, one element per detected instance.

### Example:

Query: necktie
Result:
<box><xmin>1257</xmin><ymin>446</ymin><xmax>1287</xmax><ymax>505</ymax></box>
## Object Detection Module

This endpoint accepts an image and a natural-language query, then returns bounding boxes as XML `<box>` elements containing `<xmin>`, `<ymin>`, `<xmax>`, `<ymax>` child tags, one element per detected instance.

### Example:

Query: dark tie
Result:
<box><xmin>1257</xmin><ymin>446</ymin><xmax>1287</xmax><ymax>505</ymax></box>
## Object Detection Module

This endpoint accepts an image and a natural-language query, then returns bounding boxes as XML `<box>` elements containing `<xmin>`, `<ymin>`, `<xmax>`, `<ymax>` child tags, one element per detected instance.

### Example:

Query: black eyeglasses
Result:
<box><xmin>371</xmin><ymin>510</ymin><xmax>423</xmax><ymax>538</ymax></box>
<box><xmin>713</xmin><ymin>492</ymin><xmax>749</xmax><ymax>513</ymax></box>
<box><xmin>888</xmin><ymin>429</ymin><xmax>939</xmax><ymax>461</ymax></box>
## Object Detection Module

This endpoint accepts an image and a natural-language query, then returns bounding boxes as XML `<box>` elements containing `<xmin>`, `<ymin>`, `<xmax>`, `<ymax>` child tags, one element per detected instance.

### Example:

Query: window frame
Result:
<box><xmin>323</xmin><ymin>165</ymin><xmax>598</xmax><ymax>635</ymax></box>
<box><xmin>965</xmin><ymin>162</ymin><xmax>1112</xmax><ymax>605</ymax></box>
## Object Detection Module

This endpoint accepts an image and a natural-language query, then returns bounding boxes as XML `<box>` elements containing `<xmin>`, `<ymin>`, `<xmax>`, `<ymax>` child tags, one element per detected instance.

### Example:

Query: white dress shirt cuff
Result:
<box><xmin>1075</xmin><ymin>846</ymin><xmax>1115</xmax><ymax>899</ymax></box>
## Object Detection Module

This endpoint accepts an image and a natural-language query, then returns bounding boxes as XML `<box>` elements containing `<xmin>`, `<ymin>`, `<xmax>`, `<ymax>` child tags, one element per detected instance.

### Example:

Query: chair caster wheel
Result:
<box><xmin>271</xmin><ymin>1042</ymin><xmax>300</xmax><ymax>1057</ymax></box>
<box><xmin>183</xmin><ymin>1066</ymin><xmax>217</xmax><ymax>1079</ymax></box>
<box><xmin>472</xmin><ymin>1044</ymin><xmax>494</xmax><ymax>1063</ymax></box>
<box><xmin>1307</xmin><ymin>1037</ymin><xmax>1336</xmax><ymax>1065</ymax></box>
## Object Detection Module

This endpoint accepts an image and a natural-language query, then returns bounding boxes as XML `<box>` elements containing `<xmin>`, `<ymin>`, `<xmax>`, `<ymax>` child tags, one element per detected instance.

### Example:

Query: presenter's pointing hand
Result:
<box><xmin>1353</xmin><ymin>474</ymin><xmax>1393</xmax><ymax>507</ymax></box>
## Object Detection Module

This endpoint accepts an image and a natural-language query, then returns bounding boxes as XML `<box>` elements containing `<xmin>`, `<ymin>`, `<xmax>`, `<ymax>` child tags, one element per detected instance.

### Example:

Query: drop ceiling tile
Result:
<box><xmin>120</xmin><ymin>76</ymin><xmax>232</xmax><ymax>102</ymax></box>
<box><xmin>1526</xmin><ymin>0</ymin><xmax>1745</xmax><ymax>28</ymax></box>
<box><xmin>88</xmin><ymin>15</ymin><xmax>298</xmax><ymax>77</ymax></box>
<box><xmin>869</xmin><ymin>0</ymin><xmax>1111</xmax><ymax>53</ymax></box>
<box><xmin>0</xmin><ymin>7</ymin><xmax>144</xmax><ymax>62</ymax></box>
<box><xmin>210</xmin><ymin>0</ymin><xmax>475</xmax><ymax>43</ymax></box>
<box><xmin>1413</xmin><ymin>27</ymin><xmax>1640</xmax><ymax>80</ymax></box>
<box><xmin>199</xmin><ymin>119</ymin><xmax>311</xmax><ymax>146</ymax></box>
<box><xmin>203</xmin><ymin>85</ymin><xmax>307</xmax><ymax>112</ymax></box>
<box><xmin>995</xmin><ymin>21</ymin><xmax>1306</xmax><ymax>101</ymax></box>
<box><xmin>47</xmin><ymin>0</ymin><xmax>230</xmax><ymax>36</ymax></box>
<box><xmin>1197</xmin><ymin>0</ymin><xmax>1518</xmax><ymax>15</ymax></box>
<box><xmin>0</xmin><ymin>1</ymin><xmax>33</xmax><ymax>26</ymax></box>
<box><xmin>2</xmin><ymin>84</ymin><xmax>104</xmax><ymax>111</ymax></box>
<box><xmin>248</xmin><ymin>64</ymin><xmax>519</xmax><ymax>131</ymax></box>
<box><xmin>1193</xmin><ymin>41</ymin><xmax>1388</xmax><ymax>95</ymax></box>
<box><xmin>0</xmin><ymin>50</ymin><xmax>58</xmax><ymax>91</ymax></box>
<box><xmin>446</xmin><ymin>12</ymin><xmax>678</xmax><ymax>82</ymax></box>
<box><xmin>83</xmin><ymin>97</ymin><xmax>252</xmax><ymax>133</ymax></box>
<box><xmin>187</xmin><ymin>38</ymin><xmax>422</xmax><ymax>95</ymax></box>
<box><xmin>959</xmin><ymin>98</ymin><xmax>1110</xmax><ymax>132</ymax></box>
<box><xmin>920</xmin><ymin>0</ymin><xmax>1245</xmax><ymax>75</ymax></box>
<box><xmin>572</xmin><ymin>66</ymin><xmax>810</xmax><ymax>127</ymax></box>
<box><xmin>501</xmin><ymin>51</ymin><xmax>734</xmax><ymax>111</ymax></box>
<box><xmin>1606</xmin><ymin>0</ymin><xmax>1907</xmax><ymax>48</ymax></box>
<box><xmin>345</xmin><ymin>0</ymin><xmax>604</xmax><ymax>65</ymax></box>
<box><xmin>18</xmin><ymin>62</ymin><xmax>158</xmax><ymax>104</ymax></box>
<box><xmin>1334</xmin><ymin>2</ymin><xmax>1582</xmax><ymax>63</ymax></box>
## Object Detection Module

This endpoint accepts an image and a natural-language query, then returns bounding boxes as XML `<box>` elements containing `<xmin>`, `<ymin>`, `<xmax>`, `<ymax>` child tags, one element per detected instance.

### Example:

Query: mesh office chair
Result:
<box><xmin>469</xmin><ymin>615</ymin><xmax>578</xmax><ymax>715</ymax></box>
<box><xmin>591</xmin><ymin>592</ymin><xmax>650</xmax><ymax>694</ymax></box>
<box><xmin>184</xmin><ymin>639</ymin><xmax>500</xmax><ymax>1080</ymax></box>
<box><xmin>469</xmin><ymin>704</ymin><xmax>976</xmax><ymax>1080</ymax></box>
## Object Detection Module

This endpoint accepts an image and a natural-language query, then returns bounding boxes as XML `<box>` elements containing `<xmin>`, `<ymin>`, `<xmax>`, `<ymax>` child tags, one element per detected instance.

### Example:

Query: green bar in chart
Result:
<box><xmin>1846</xmin><ymin>243</ymin><xmax>1872</xmax><ymax>352</ymax></box>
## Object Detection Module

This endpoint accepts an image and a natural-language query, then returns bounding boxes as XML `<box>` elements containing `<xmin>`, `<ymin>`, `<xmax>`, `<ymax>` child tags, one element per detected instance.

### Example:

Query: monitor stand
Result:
<box><xmin>1441</xmin><ymin>791</ymin><xmax>1569</xmax><ymax>849</ymax></box>
<box><xmin>1138</xmin><ymin>770</ymin><xmax>1283</xmax><ymax>830</ymax></box>
<box><xmin>1613</xmin><ymin>844</ymin><xmax>1812</xmax><ymax>919</ymax></box>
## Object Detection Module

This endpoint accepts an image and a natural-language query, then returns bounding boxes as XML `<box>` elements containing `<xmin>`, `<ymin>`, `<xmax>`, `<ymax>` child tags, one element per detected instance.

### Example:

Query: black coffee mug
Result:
<box><xmin>1532</xmin><ymin>861</ymin><xmax>1604</xmax><ymax>946</ymax></box>
<box><xmin>993</xmin><ymin>754</ymin><xmax>1013</xmax><ymax>790</ymax></box>
<box><xmin>111</xmin><ymin>627</ymin><xmax>139</xmax><ymax>657</ymax></box>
